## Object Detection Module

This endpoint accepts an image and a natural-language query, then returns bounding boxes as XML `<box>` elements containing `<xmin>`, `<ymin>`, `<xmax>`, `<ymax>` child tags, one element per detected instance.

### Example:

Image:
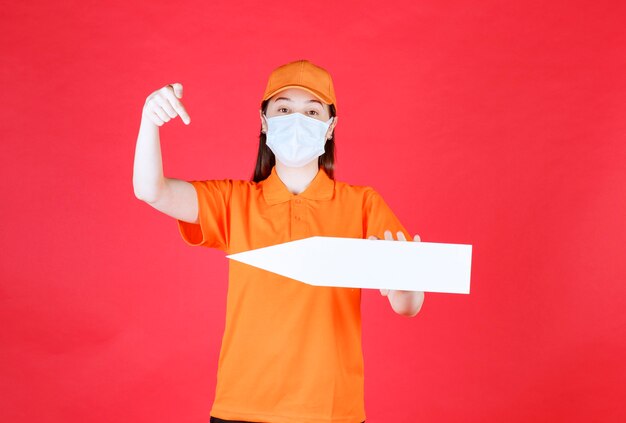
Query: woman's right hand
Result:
<box><xmin>142</xmin><ymin>83</ymin><xmax>191</xmax><ymax>126</ymax></box>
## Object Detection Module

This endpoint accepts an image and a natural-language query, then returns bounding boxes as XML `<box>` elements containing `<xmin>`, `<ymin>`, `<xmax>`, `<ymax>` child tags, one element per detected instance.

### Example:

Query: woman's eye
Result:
<box><xmin>308</xmin><ymin>110</ymin><xmax>319</xmax><ymax>116</ymax></box>
<box><xmin>278</xmin><ymin>107</ymin><xmax>288</xmax><ymax>113</ymax></box>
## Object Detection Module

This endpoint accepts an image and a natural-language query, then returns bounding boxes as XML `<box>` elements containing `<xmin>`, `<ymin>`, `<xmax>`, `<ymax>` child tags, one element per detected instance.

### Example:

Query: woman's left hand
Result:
<box><xmin>368</xmin><ymin>230</ymin><xmax>425</xmax><ymax>317</ymax></box>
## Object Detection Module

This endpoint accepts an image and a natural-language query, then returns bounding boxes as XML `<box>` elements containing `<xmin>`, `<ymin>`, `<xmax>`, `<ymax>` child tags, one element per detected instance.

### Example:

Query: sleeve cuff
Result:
<box><xmin>177</xmin><ymin>219</ymin><xmax>206</xmax><ymax>246</ymax></box>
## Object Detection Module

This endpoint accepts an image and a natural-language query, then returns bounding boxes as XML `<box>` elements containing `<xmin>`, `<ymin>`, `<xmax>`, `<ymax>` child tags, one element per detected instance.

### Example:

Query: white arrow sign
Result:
<box><xmin>227</xmin><ymin>237</ymin><xmax>472</xmax><ymax>294</ymax></box>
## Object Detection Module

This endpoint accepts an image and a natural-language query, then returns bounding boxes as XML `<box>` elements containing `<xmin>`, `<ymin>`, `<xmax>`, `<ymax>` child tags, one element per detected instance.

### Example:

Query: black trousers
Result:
<box><xmin>210</xmin><ymin>416</ymin><xmax>365</xmax><ymax>423</ymax></box>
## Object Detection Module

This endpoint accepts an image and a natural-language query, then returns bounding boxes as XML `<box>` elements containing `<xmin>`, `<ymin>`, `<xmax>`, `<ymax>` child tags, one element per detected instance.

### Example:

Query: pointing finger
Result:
<box><xmin>384</xmin><ymin>230</ymin><xmax>393</xmax><ymax>240</ymax></box>
<box><xmin>413</xmin><ymin>234</ymin><xmax>421</xmax><ymax>242</ymax></box>
<box><xmin>397</xmin><ymin>231</ymin><xmax>407</xmax><ymax>241</ymax></box>
<box><xmin>163</xmin><ymin>86</ymin><xmax>191</xmax><ymax>125</ymax></box>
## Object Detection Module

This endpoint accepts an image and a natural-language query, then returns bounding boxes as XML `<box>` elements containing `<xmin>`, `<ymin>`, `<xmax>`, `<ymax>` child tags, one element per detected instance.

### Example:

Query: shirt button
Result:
<box><xmin>295</xmin><ymin>199</ymin><xmax>302</xmax><ymax>204</ymax></box>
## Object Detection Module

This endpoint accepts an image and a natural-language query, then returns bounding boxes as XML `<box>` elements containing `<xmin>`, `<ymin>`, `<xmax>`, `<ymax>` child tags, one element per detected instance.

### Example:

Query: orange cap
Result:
<box><xmin>261</xmin><ymin>60</ymin><xmax>337</xmax><ymax>111</ymax></box>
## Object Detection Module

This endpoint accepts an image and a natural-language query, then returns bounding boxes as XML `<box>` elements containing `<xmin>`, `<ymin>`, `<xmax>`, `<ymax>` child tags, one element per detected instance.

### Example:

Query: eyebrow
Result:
<box><xmin>273</xmin><ymin>97</ymin><xmax>323</xmax><ymax>106</ymax></box>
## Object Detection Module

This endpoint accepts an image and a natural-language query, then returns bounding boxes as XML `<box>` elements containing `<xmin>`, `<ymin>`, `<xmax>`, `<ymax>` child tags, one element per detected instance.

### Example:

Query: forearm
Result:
<box><xmin>133</xmin><ymin>117</ymin><xmax>166</xmax><ymax>202</ymax></box>
<box><xmin>388</xmin><ymin>290</ymin><xmax>424</xmax><ymax>317</ymax></box>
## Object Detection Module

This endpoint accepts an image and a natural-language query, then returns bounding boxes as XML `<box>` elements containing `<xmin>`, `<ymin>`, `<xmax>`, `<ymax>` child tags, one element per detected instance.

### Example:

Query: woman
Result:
<box><xmin>133</xmin><ymin>59</ymin><xmax>425</xmax><ymax>423</ymax></box>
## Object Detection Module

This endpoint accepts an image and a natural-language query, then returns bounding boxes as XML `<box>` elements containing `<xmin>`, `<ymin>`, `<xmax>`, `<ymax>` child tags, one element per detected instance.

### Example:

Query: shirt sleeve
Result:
<box><xmin>176</xmin><ymin>179</ymin><xmax>233</xmax><ymax>251</ymax></box>
<box><xmin>362</xmin><ymin>188</ymin><xmax>411</xmax><ymax>240</ymax></box>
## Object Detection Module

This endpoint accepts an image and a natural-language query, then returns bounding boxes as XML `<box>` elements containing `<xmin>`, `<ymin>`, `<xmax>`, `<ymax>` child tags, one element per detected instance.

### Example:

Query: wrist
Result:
<box><xmin>140</xmin><ymin>113</ymin><xmax>158</xmax><ymax>129</ymax></box>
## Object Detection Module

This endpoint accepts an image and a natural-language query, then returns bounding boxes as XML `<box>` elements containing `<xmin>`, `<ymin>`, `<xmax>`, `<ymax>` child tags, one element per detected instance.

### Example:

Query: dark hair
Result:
<box><xmin>252</xmin><ymin>100</ymin><xmax>337</xmax><ymax>182</ymax></box>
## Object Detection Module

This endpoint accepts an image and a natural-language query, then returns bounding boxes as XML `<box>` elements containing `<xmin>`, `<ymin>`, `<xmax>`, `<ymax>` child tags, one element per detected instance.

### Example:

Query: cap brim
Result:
<box><xmin>262</xmin><ymin>85</ymin><xmax>334</xmax><ymax>105</ymax></box>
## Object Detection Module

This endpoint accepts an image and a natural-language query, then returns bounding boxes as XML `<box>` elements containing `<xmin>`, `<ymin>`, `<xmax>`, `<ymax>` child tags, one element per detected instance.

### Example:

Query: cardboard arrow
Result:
<box><xmin>227</xmin><ymin>236</ymin><xmax>472</xmax><ymax>294</ymax></box>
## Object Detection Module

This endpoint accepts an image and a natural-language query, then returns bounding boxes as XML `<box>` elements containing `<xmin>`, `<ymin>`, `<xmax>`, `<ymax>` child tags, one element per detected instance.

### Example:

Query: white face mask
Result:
<box><xmin>265</xmin><ymin>113</ymin><xmax>334</xmax><ymax>168</ymax></box>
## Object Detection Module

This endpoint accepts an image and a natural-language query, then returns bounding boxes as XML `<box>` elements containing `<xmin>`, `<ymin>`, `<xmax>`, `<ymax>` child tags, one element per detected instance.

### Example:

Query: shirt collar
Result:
<box><xmin>261</xmin><ymin>166</ymin><xmax>335</xmax><ymax>205</ymax></box>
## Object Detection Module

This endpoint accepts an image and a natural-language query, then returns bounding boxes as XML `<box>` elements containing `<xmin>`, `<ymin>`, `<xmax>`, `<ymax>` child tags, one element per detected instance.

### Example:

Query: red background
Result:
<box><xmin>1</xmin><ymin>1</ymin><xmax>625</xmax><ymax>422</ymax></box>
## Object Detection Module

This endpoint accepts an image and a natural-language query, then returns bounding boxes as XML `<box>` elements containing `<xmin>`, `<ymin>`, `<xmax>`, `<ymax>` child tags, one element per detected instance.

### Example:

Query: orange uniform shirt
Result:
<box><xmin>177</xmin><ymin>167</ymin><xmax>409</xmax><ymax>423</ymax></box>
